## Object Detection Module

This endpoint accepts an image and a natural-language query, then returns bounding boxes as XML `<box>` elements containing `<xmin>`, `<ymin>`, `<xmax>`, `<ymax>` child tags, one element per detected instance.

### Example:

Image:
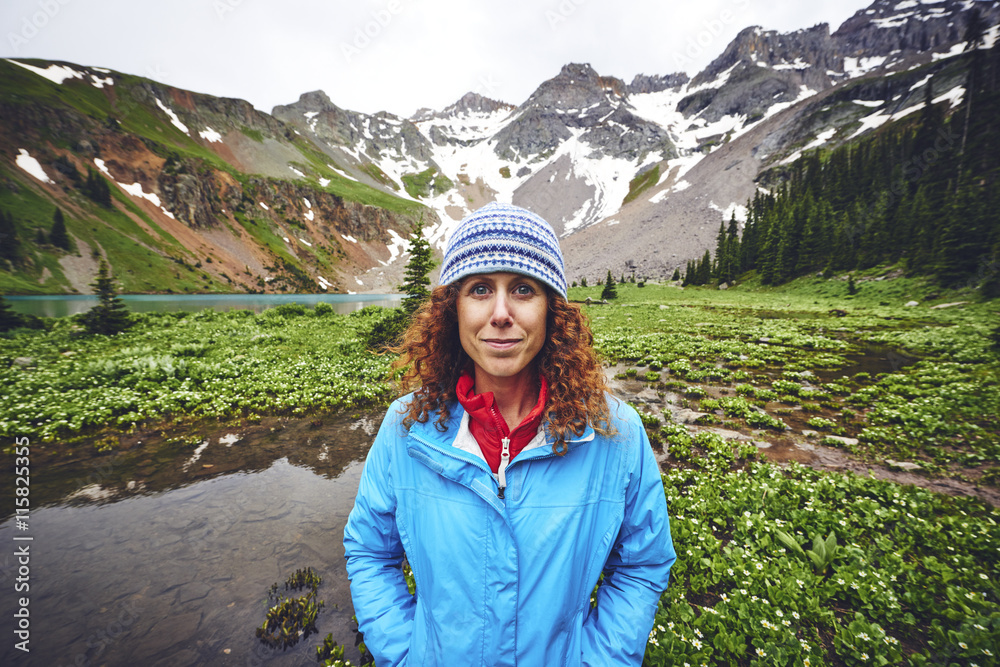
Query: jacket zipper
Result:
<box><xmin>489</xmin><ymin>406</ymin><xmax>511</xmax><ymax>499</ymax></box>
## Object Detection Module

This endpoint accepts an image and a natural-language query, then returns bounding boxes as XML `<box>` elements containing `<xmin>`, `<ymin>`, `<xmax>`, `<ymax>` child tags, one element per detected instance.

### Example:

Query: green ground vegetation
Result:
<box><xmin>2</xmin><ymin>278</ymin><xmax>998</xmax><ymax>666</ymax></box>
<box><xmin>624</xmin><ymin>165</ymin><xmax>661</xmax><ymax>205</ymax></box>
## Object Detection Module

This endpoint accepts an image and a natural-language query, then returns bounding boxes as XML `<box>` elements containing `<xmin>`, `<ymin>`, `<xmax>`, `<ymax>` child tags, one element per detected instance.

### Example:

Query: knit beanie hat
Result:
<box><xmin>439</xmin><ymin>202</ymin><xmax>567</xmax><ymax>298</ymax></box>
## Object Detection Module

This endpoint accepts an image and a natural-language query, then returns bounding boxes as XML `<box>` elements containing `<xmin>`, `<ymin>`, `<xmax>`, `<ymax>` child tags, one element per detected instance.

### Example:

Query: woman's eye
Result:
<box><xmin>470</xmin><ymin>284</ymin><xmax>489</xmax><ymax>295</ymax></box>
<box><xmin>514</xmin><ymin>284</ymin><xmax>535</xmax><ymax>296</ymax></box>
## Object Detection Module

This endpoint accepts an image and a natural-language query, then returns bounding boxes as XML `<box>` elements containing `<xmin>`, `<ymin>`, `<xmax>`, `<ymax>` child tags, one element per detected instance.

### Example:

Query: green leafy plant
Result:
<box><xmin>775</xmin><ymin>529</ymin><xmax>840</xmax><ymax>575</ymax></box>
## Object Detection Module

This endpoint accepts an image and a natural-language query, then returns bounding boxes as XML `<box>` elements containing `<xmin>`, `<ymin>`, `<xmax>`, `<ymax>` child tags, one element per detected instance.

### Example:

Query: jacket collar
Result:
<box><xmin>404</xmin><ymin>402</ymin><xmax>595</xmax><ymax>512</ymax></box>
<box><xmin>406</xmin><ymin>401</ymin><xmax>595</xmax><ymax>455</ymax></box>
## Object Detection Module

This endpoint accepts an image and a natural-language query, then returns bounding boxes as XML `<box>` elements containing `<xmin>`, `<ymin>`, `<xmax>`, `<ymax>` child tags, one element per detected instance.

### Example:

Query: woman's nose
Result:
<box><xmin>490</xmin><ymin>294</ymin><xmax>513</xmax><ymax>326</ymax></box>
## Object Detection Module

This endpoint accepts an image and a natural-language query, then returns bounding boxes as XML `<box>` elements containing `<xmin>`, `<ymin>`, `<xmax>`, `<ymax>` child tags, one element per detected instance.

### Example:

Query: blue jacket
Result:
<box><xmin>343</xmin><ymin>394</ymin><xmax>675</xmax><ymax>666</ymax></box>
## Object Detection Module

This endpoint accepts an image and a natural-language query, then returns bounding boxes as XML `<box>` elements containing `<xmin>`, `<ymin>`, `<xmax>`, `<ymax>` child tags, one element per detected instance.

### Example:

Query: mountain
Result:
<box><xmin>2</xmin><ymin>0</ymin><xmax>998</xmax><ymax>295</ymax></box>
<box><xmin>0</xmin><ymin>59</ymin><xmax>424</xmax><ymax>295</ymax></box>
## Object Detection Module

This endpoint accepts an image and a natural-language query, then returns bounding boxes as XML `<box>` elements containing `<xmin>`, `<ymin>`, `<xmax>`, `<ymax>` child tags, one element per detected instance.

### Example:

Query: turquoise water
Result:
<box><xmin>4</xmin><ymin>293</ymin><xmax>402</xmax><ymax>318</ymax></box>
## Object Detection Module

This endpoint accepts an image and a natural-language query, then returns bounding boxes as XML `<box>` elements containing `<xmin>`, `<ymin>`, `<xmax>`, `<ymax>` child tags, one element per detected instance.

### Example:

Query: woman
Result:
<box><xmin>344</xmin><ymin>202</ymin><xmax>675</xmax><ymax>666</ymax></box>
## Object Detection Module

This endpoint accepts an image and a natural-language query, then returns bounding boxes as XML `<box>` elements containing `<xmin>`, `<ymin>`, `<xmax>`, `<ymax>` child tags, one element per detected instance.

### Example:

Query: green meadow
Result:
<box><xmin>2</xmin><ymin>276</ymin><xmax>998</xmax><ymax>666</ymax></box>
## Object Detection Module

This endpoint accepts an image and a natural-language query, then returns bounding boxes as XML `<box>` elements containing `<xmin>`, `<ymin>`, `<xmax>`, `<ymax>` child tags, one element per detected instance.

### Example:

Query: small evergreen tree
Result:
<box><xmin>0</xmin><ymin>294</ymin><xmax>24</xmax><ymax>332</ymax></box>
<box><xmin>399</xmin><ymin>220</ymin><xmax>437</xmax><ymax>315</ymax></box>
<box><xmin>83</xmin><ymin>168</ymin><xmax>112</xmax><ymax>208</ymax></box>
<box><xmin>82</xmin><ymin>258</ymin><xmax>132</xmax><ymax>335</ymax></box>
<box><xmin>671</xmin><ymin>268</ymin><xmax>680</xmax><ymax>281</ymax></box>
<box><xmin>601</xmin><ymin>270</ymin><xmax>618</xmax><ymax>300</ymax></box>
<box><xmin>50</xmin><ymin>208</ymin><xmax>71</xmax><ymax>251</ymax></box>
<box><xmin>0</xmin><ymin>208</ymin><xmax>20</xmax><ymax>262</ymax></box>
<box><xmin>847</xmin><ymin>274</ymin><xmax>858</xmax><ymax>296</ymax></box>
<box><xmin>581</xmin><ymin>276</ymin><xmax>588</xmax><ymax>287</ymax></box>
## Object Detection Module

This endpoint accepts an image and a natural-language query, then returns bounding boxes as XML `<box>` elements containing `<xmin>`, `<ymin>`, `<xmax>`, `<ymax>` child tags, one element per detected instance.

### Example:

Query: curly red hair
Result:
<box><xmin>390</xmin><ymin>281</ymin><xmax>612</xmax><ymax>451</ymax></box>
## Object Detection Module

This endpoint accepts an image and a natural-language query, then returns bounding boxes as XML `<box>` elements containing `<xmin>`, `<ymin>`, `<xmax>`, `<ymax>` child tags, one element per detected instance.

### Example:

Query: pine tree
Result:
<box><xmin>0</xmin><ymin>209</ymin><xmax>20</xmax><ymax>262</ymax></box>
<box><xmin>399</xmin><ymin>220</ymin><xmax>436</xmax><ymax>315</ymax></box>
<box><xmin>671</xmin><ymin>268</ymin><xmax>680</xmax><ymax>281</ymax></box>
<box><xmin>601</xmin><ymin>270</ymin><xmax>618</xmax><ymax>300</ymax></box>
<box><xmin>50</xmin><ymin>208</ymin><xmax>71</xmax><ymax>251</ymax></box>
<box><xmin>696</xmin><ymin>250</ymin><xmax>712</xmax><ymax>285</ymax></box>
<box><xmin>81</xmin><ymin>258</ymin><xmax>132</xmax><ymax>335</ymax></box>
<box><xmin>0</xmin><ymin>294</ymin><xmax>23</xmax><ymax>332</ymax></box>
<box><xmin>83</xmin><ymin>168</ymin><xmax>112</xmax><ymax>208</ymax></box>
<box><xmin>580</xmin><ymin>276</ymin><xmax>588</xmax><ymax>287</ymax></box>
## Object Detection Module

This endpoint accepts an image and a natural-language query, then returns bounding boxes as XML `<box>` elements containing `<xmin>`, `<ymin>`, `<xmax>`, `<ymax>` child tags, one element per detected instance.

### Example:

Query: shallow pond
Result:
<box><xmin>0</xmin><ymin>412</ymin><xmax>380</xmax><ymax>666</ymax></box>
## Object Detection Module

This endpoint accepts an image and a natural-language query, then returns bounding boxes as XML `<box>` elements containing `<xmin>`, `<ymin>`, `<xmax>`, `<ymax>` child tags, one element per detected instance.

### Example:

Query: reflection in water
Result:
<box><xmin>0</xmin><ymin>413</ymin><xmax>380</xmax><ymax>666</ymax></box>
<box><xmin>3</xmin><ymin>293</ymin><xmax>402</xmax><ymax>318</ymax></box>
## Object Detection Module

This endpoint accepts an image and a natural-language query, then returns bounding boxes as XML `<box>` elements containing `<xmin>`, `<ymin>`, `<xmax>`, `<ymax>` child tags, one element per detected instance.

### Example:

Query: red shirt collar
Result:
<box><xmin>455</xmin><ymin>372</ymin><xmax>549</xmax><ymax>473</ymax></box>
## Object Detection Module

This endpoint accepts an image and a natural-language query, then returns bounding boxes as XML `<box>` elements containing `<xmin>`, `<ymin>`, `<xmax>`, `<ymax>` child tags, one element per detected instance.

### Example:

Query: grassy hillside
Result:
<box><xmin>0</xmin><ymin>58</ymin><xmax>424</xmax><ymax>295</ymax></box>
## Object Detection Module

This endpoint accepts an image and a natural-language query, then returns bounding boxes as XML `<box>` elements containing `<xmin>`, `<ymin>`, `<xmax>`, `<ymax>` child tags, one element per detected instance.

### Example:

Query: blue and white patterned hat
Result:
<box><xmin>439</xmin><ymin>202</ymin><xmax>567</xmax><ymax>298</ymax></box>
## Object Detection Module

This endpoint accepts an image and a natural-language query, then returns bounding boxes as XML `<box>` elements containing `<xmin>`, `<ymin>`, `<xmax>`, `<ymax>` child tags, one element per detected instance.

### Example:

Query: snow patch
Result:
<box><xmin>298</xmin><ymin>238</ymin><xmax>312</xmax><ymax>247</ymax></box>
<box><xmin>772</xmin><ymin>58</ymin><xmax>810</xmax><ymax>71</ymax></box>
<box><xmin>932</xmin><ymin>42</ymin><xmax>967</xmax><ymax>61</ymax></box>
<box><xmin>721</xmin><ymin>202</ymin><xmax>748</xmax><ymax>222</ymax></box>
<box><xmin>259</xmin><ymin>202</ymin><xmax>269</xmax><ymax>210</ymax></box>
<box><xmin>649</xmin><ymin>190</ymin><xmax>669</xmax><ymax>204</ymax></box>
<box><xmin>154</xmin><ymin>98</ymin><xmax>189</xmax><ymax>135</ymax></box>
<box><xmin>844</xmin><ymin>56</ymin><xmax>888</xmax><ymax>77</ymax></box>
<box><xmin>379</xmin><ymin>228</ymin><xmax>411</xmax><ymax>265</ymax></box>
<box><xmin>199</xmin><ymin>127</ymin><xmax>223</xmax><ymax>143</ymax></box>
<box><xmin>800</xmin><ymin>128</ymin><xmax>838</xmax><ymax>152</ymax></box>
<box><xmin>305</xmin><ymin>209</ymin><xmax>314</xmax><ymax>221</ymax></box>
<box><xmin>120</xmin><ymin>180</ymin><xmax>176</xmax><ymax>219</ymax></box>
<box><xmin>7</xmin><ymin>59</ymin><xmax>84</xmax><ymax>84</ymax></box>
<box><xmin>15</xmin><ymin>149</ymin><xmax>53</xmax><ymax>183</ymax></box>
<box><xmin>341</xmin><ymin>234</ymin><xmax>357</xmax><ymax>243</ymax></box>
<box><xmin>289</xmin><ymin>166</ymin><xmax>305</xmax><ymax>178</ymax></box>
<box><xmin>89</xmin><ymin>74</ymin><xmax>114</xmax><ymax>88</ymax></box>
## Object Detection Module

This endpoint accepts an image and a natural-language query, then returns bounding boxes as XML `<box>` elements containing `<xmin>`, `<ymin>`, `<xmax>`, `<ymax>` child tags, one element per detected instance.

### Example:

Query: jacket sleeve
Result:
<box><xmin>343</xmin><ymin>408</ymin><xmax>416</xmax><ymax>667</ymax></box>
<box><xmin>581</xmin><ymin>411</ymin><xmax>676</xmax><ymax>666</ymax></box>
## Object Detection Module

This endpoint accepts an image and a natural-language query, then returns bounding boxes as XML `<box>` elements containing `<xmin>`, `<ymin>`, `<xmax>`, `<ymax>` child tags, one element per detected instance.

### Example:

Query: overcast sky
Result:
<box><xmin>2</xmin><ymin>0</ymin><xmax>874</xmax><ymax>117</ymax></box>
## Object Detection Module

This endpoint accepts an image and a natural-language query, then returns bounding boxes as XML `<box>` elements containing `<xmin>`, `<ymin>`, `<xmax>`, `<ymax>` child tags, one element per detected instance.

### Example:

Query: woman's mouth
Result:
<box><xmin>484</xmin><ymin>338</ymin><xmax>521</xmax><ymax>349</ymax></box>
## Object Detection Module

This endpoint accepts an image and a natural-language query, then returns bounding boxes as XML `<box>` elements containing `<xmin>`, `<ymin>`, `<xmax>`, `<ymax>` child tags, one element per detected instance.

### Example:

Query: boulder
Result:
<box><xmin>885</xmin><ymin>459</ymin><xmax>923</xmax><ymax>471</ymax></box>
<box><xmin>823</xmin><ymin>435</ymin><xmax>859</xmax><ymax>446</ymax></box>
<box><xmin>904</xmin><ymin>300</ymin><xmax>919</xmax><ymax>307</ymax></box>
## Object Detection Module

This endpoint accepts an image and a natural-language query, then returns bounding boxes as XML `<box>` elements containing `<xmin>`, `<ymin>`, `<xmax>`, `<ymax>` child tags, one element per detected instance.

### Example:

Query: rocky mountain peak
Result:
<box><xmin>521</xmin><ymin>62</ymin><xmax>629</xmax><ymax>110</ymax></box>
<box><xmin>627</xmin><ymin>72</ymin><xmax>690</xmax><ymax>94</ymax></box>
<box><xmin>690</xmin><ymin>23</ymin><xmax>836</xmax><ymax>88</ymax></box>
<box><xmin>438</xmin><ymin>92</ymin><xmax>514</xmax><ymax>118</ymax></box>
<box><xmin>834</xmin><ymin>0</ymin><xmax>1000</xmax><ymax>58</ymax></box>
<box><xmin>273</xmin><ymin>90</ymin><xmax>339</xmax><ymax>116</ymax></box>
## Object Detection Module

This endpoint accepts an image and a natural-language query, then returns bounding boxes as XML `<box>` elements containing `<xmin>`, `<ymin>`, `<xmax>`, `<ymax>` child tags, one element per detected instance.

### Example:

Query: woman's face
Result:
<box><xmin>456</xmin><ymin>272</ymin><xmax>548</xmax><ymax>387</ymax></box>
